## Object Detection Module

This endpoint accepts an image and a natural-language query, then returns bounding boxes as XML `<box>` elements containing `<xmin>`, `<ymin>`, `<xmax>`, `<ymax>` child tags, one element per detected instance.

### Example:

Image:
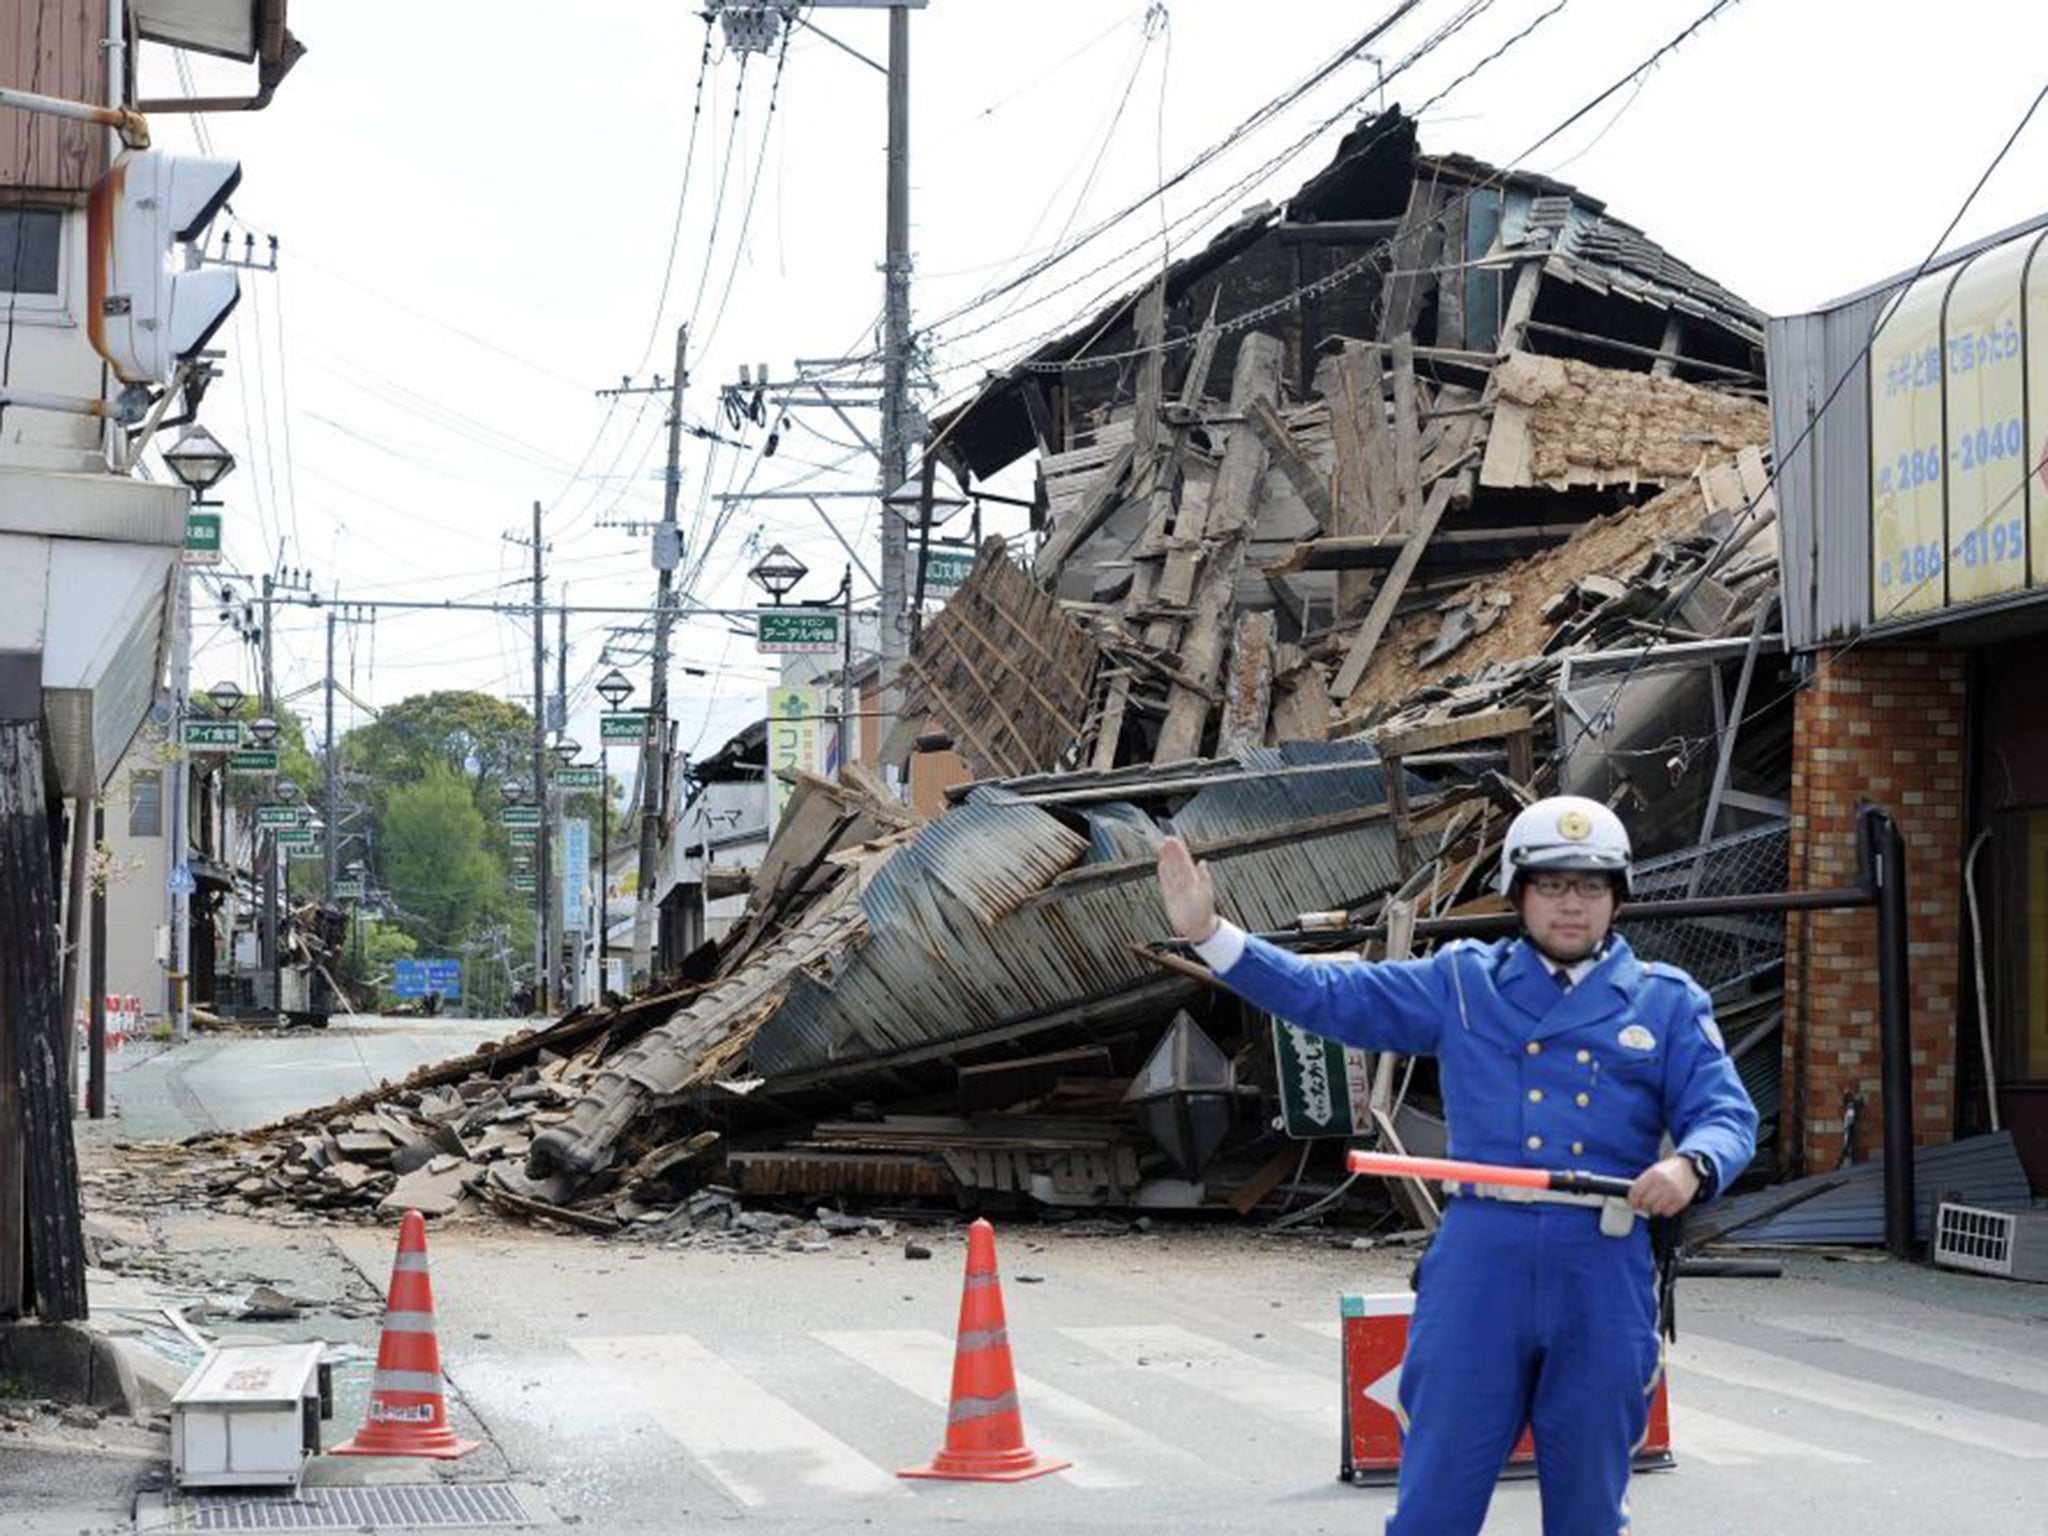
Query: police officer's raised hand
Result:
<box><xmin>1157</xmin><ymin>835</ymin><xmax>1219</xmax><ymax>942</ymax></box>
<box><xmin>1628</xmin><ymin>1155</ymin><xmax>1701</xmax><ymax>1217</ymax></box>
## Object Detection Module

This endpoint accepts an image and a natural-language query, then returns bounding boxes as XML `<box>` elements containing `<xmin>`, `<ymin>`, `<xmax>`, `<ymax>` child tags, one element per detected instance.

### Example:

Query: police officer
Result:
<box><xmin>1157</xmin><ymin>794</ymin><xmax>1756</xmax><ymax>1536</ymax></box>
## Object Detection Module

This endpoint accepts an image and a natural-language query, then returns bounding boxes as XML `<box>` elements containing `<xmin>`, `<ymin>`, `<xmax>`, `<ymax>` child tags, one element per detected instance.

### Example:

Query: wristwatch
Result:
<box><xmin>1679</xmin><ymin>1149</ymin><xmax>1717</xmax><ymax>1201</ymax></box>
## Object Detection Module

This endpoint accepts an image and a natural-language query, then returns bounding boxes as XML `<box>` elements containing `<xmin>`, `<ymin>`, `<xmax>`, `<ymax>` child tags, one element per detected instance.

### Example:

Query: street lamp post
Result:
<box><xmin>270</xmin><ymin>772</ymin><xmax>298</xmax><ymax>1018</ymax></box>
<box><xmin>247</xmin><ymin>715</ymin><xmax>278</xmax><ymax>1013</ymax></box>
<box><xmin>550</xmin><ymin>737</ymin><xmax>581</xmax><ymax>1008</ymax></box>
<box><xmin>161</xmin><ymin>427</ymin><xmax>238</xmax><ymax>1044</ymax></box>
<box><xmin>595</xmin><ymin>667</ymin><xmax>634</xmax><ymax>994</ymax></box>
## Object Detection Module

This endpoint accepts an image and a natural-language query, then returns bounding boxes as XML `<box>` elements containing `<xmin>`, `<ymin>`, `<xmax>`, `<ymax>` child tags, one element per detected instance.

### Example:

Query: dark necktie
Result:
<box><xmin>1554</xmin><ymin>968</ymin><xmax>1572</xmax><ymax>992</ymax></box>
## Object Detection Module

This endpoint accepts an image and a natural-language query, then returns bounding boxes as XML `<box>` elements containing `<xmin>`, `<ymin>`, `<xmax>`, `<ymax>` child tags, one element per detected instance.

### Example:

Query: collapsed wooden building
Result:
<box><xmin>198</xmin><ymin>109</ymin><xmax>1810</xmax><ymax>1229</ymax></box>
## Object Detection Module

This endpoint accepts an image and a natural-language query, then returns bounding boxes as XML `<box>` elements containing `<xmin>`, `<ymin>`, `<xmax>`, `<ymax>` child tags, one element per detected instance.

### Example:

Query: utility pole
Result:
<box><xmin>630</xmin><ymin>325</ymin><xmax>689</xmax><ymax>986</ymax></box>
<box><xmin>322</xmin><ymin>609</ymin><xmax>337</xmax><ymax>910</ymax></box>
<box><xmin>260</xmin><ymin>572</ymin><xmax>278</xmax><ymax>1014</ymax></box>
<box><xmin>167</xmin><ymin>565</ymin><xmax>192</xmax><ymax>1043</ymax></box>
<box><xmin>529</xmin><ymin>500</ymin><xmax>551</xmax><ymax>1013</ymax></box>
<box><xmin>554</xmin><ymin>591</ymin><xmax>569</xmax><ymax>1006</ymax></box>
<box><xmin>877</xmin><ymin>3</ymin><xmax>913</xmax><ymax>724</ymax></box>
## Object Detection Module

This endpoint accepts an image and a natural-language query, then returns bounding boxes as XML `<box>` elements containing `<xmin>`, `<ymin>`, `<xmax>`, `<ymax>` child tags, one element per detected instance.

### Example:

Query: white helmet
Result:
<box><xmin>1498</xmin><ymin>795</ymin><xmax>1632</xmax><ymax>899</ymax></box>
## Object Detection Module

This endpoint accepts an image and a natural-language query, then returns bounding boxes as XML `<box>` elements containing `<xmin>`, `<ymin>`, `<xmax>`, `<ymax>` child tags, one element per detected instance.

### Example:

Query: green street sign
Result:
<box><xmin>507</xmin><ymin>827</ymin><xmax>537</xmax><ymax>847</ymax></box>
<box><xmin>286</xmin><ymin>840</ymin><xmax>325</xmax><ymax>860</ymax></box>
<box><xmin>554</xmin><ymin>765</ymin><xmax>603</xmax><ymax>790</ymax></box>
<box><xmin>500</xmin><ymin>805</ymin><xmax>541</xmax><ymax>828</ymax></box>
<box><xmin>257</xmin><ymin>804</ymin><xmax>306</xmax><ymax>829</ymax></box>
<box><xmin>511</xmin><ymin>875</ymin><xmax>537</xmax><ymax>893</ymax></box>
<box><xmin>1270</xmin><ymin>1015</ymin><xmax>1370</xmax><ymax>1139</ymax></box>
<box><xmin>229</xmin><ymin>748</ymin><xmax>279</xmax><ymax>774</ymax></box>
<box><xmin>600</xmin><ymin>712</ymin><xmax>648</xmax><ymax>743</ymax></box>
<box><xmin>182</xmin><ymin>719</ymin><xmax>242</xmax><ymax>751</ymax></box>
<box><xmin>333</xmin><ymin>879</ymin><xmax>365</xmax><ymax>900</ymax></box>
<box><xmin>756</xmin><ymin>608</ymin><xmax>840</xmax><ymax>655</ymax></box>
<box><xmin>182</xmin><ymin>511</ymin><xmax>222</xmax><ymax>566</ymax></box>
<box><xmin>274</xmin><ymin>827</ymin><xmax>317</xmax><ymax>848</ymax></box>
<box><xmin>923</xmin><ymin>548</ymin><xmax>976</xmax><ymax>593</ymax></box>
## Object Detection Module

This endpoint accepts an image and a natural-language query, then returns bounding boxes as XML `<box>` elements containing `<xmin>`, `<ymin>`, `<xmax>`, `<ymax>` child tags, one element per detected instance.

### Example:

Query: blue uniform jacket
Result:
<box><xmin>1223</xmin><ymin>931</ymin><xmax>1757</xmax><ymax>1191</ymax></box>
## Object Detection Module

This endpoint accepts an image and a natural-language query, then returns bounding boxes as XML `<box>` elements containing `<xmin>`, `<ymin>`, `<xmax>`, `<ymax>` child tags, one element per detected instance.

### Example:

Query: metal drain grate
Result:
<box><xmin>143</xmin><ymin>1482</ymin><xmax>547</xmax><ymax>1532</ymax></box>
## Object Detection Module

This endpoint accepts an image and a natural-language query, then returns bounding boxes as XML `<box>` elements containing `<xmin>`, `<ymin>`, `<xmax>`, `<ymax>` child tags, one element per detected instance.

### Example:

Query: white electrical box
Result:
<box><xmin>171</xmin><ymin>1342</ymin><xmax>327</xmax><ymax>1489</ymax></box>
<box><xmin>1933</xmin><ymin>1202</ymin><xmax>2048</xmax><ymax>1283</ymax></box>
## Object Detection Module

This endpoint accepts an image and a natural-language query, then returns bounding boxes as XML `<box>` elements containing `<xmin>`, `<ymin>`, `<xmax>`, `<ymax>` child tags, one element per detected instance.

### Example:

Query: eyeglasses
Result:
<box><xmin>1526</xmin><ymin>872</ymin><xmax>1616</xmax><ymax>900</ymax></box>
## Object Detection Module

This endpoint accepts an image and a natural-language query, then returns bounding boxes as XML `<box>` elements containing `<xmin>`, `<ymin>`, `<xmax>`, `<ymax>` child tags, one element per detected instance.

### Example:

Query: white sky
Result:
<box><xmin>147</xmin><ymin>0</ymin><xmax>2048</xmax><ymax>765</ymax></box>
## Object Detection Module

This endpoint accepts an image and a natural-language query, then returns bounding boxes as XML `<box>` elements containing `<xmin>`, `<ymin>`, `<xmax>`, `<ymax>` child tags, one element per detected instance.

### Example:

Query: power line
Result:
<box><xmin>923</xmin><ymin>0</ymin><xmax>1531</xmax><ymax>379</ymax></box>
<box><xmin>920</xmin><ymin>0</ymin><xmax>1430</xmax><ymax>337</ymax></box>
<box><xmin>1579</xmin><ymin>67</ymin><xmax>2048</xmax><ymax>742</ymax></box>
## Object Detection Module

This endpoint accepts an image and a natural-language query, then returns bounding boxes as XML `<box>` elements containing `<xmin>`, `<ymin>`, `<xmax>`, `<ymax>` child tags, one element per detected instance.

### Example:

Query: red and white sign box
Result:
<box><xmin>1338</xmin><ymin>1291</ymin><xmax>1673</xmax><ymax>1486</ymax></box>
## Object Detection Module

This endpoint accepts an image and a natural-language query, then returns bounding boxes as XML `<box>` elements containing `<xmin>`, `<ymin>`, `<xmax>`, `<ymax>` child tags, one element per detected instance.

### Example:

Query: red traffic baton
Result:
<box><xmin>1347</xmin><ymin>1149</ymin><xmax>1636</xmax><ymax>1202</ymax></box>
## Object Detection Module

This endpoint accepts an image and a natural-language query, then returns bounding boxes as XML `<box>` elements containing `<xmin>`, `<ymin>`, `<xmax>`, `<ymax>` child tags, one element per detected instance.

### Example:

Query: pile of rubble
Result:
<box><xmin>126</xmin><ymin>107</ymin><xmax>1800</xmax><ymax>1230</ymax></box>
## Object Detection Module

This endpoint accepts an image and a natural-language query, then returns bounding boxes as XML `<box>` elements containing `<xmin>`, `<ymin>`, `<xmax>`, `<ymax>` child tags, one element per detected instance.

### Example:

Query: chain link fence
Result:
<box><xmin>1623</xmin><ymin>819</ymin><xmax>1791</xmax><ymax>995</ymax></box>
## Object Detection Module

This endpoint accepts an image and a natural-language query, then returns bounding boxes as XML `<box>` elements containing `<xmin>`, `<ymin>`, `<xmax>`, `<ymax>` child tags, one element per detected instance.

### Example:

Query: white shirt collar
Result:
<box><xmin>1538</xmin><ymin>950</ymin><xmax>1601</xmax><ymax>987</ymax></box>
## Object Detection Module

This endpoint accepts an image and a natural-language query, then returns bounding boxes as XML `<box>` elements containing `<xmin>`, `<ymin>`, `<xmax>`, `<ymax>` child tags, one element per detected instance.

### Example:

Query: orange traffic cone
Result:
<box><xmin>332</xmin><ymin>1209</ymin><xmax>478</xmax><ymax>1458</ymax></box>
<box><xmin>901</xmin><ymin>1218</ymin><xmax>1069</xmax><ymax>1483</ymax></box>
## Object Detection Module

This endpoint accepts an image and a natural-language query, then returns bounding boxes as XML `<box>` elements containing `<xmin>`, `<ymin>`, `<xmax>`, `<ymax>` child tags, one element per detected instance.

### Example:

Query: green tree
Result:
<box><xmin>345</xmin><ymin>691</ymin><xmax>536</xmax><ymax>813</ymax></box>
<box><xmin>379</xmin><ymin>762</ymin><xmax>510</xmax><ymax>957</ymax></box>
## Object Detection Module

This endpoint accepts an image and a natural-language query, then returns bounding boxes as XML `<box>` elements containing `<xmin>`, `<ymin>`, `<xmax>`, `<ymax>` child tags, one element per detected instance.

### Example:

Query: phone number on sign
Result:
<box><xmin>1877</xmin><ymin>420</ymin><xmax>2029</xmax><ymax>495</ymax></box>
<box><xmin>1880</xmin><ymin>518</ymin><xmax>2026</xmax><ymax>589</ymax></box>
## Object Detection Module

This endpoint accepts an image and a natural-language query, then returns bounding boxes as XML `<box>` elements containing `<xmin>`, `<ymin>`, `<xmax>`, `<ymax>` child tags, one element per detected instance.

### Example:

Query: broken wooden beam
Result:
<box><xmin>1267</xmin><ymin>525</ymin><xmax>1585</xmax><ymax>574</ymax></box>
<box><xmin>1328</xmin><ymin>478</ymin><xmax>1456</xmax><ymax>703</ymax></box>
<box><xmin>1154</xmin><ymin>333</ymin><xmax>1285</xmax><ymax>762</ymax></box>
<box><xmin>1245</xmin><ymin>398</ymin><xmax>1336</xmax><ymax>525</ymax></box>
<box><xmin>1219</xmin><ymin>611</ymin><xmax>1277</xmax><ymax>757</ymax></box>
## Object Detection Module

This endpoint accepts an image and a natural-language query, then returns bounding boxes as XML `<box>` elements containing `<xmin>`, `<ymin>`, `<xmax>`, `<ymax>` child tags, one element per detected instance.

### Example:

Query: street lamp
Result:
<box><xmin>206</xmin><ymin>679</ymin><xmax>245</xmax><ymax>718</ymax></box>
<box><xmin>597</xmin><ymin>668</ymin><xmax>634</xmax><ymax>710</ymax></box>
<box><xmin>882</xmin><ymin>463</ymin><xmax>971</xmax><ymax>524</ymax></box>
<box><xmin>551</xmin><ymin>737</ymin><xmax>582</xmax><ymax>767</ymax></box>
<box><xmin>746</xmin><ymin>542</ymin><xmax>809</xmax><ymax>606</ymax></box>
<box><xmin>161</xmin><ymin>425</ymin><xmax>236</xmax><ymax>501</ymax></box>
<box><xmin>248</xmin><ymin>715</ymin><xmax>278</xmax><ymax>748</ymax></box>
<box><xmin>275</xmin><ymin>777</ymin><xmax>299</xmax><ymax>804</ymax></box>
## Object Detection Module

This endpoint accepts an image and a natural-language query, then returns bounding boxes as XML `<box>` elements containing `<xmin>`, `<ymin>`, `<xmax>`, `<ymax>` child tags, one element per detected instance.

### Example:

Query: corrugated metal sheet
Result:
<box><xmin>1696</xmin><ymin>1131</ymin><xmax>2032</xmax><ymax>1246</ymax></box>
<box><xmin>749</xmin><ymin>771</ymin><xmax>1405</xmax><ymax>1080</ymax></box>
<box><xmin>1169</xmin><ymin>758</ymin><xmax>1393</xmax><ymax>846</ymax></box>
<box><xmin>1767</xmin><ymin>299</ymin><xmax>1881</xmax><ymax>648</ymax></box>
<box><xmin>539</xmin><ymin>751</ymin><xmax>1415</xmax><ymax>1173</ymax></box>
<box><xmin>1083</xmin><ymin>801</ymin><xmax>1160</xmax><ymax>865</ymax></box>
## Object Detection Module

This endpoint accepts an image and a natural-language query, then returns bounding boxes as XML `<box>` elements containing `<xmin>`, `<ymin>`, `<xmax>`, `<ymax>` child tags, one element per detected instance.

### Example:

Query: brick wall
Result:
<box><xmin>1784</xmin><ymin>648</ymin><xmax>1966</xmax><ymax>1176</ymax></box>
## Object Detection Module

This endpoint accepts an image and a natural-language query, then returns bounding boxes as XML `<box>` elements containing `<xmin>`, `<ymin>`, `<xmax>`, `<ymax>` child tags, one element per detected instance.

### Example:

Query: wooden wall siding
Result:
<box><xmin>1</xmin><ymin>1</ymin><xmax>108</xmax><ymax>197</ymax></box>
<box><xmin>885</xmin><ymin>536</ymin><xmax>1099</xmax><ymax>782</ymax></box>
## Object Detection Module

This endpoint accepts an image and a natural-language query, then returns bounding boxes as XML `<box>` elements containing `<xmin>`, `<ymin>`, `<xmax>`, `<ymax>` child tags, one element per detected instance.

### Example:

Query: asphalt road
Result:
<box><xmin>106</xmin><ymin>1014</ymin><xmax>517</xmax><ymax>1141</ymax></box>
<box><xmin>25</xmin><ymin>1027</ymin><xmax>2048</xmax><ymax>1535</ymax></box>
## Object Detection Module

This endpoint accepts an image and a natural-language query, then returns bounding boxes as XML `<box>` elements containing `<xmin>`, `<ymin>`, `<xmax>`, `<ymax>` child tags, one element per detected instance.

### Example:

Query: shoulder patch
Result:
<box><xmin>1697</xmin><ymin>1012</ymin><xmax>1726</xmax><ymax>1051</ymax></box>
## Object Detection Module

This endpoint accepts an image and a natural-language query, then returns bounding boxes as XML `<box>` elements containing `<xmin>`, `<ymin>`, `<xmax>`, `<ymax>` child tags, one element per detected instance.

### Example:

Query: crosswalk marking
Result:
<box><xmin>818</xmin><ymin>1327</ymin><xmax>1213</xmax><ymax>1489</ymax></box>
<box><xmin>1062</xmin><ymin>1324</ymin><xmax>1332</xmax><ymax>1438</ymax></box>
<box><xmin>1667</xmin><ymin>1401</ymin><xmax>1866</xmax><ymax>1466</ymax></box>
<box><xmin>565</xmin><ymin>1314</ymin><xmax>2048</xmax><ymax>1513</ymax></box>
<box><xmin>568</xmin><ymin>1335</ymin><xmax>907</xmax><ymax>1507</ymax></box>
<box><xmin>1673</xmin><ymin>1334</ymin><xmax>2048</xmax><ymax>1459</ymax></box>
<box><xmin>1764</xmin><ymin>1312</ymin><xmax>2048</xmax><ymax>1399</ymax></box>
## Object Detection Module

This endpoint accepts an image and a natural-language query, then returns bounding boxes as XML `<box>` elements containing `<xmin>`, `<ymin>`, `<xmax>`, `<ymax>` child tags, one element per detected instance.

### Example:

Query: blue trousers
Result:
<box><xmin>1389</xmin><ymin>1200</ymin><xmax>1661</xmax><ymax>1536</ymax></box>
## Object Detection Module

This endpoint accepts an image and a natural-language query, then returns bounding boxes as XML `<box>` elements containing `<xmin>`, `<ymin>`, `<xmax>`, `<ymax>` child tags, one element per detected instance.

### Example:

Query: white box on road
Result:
<box><xmin>170</xmin><ymin>1341</ymin><xmax>326</xmax><ymax>1489</ymax></box>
